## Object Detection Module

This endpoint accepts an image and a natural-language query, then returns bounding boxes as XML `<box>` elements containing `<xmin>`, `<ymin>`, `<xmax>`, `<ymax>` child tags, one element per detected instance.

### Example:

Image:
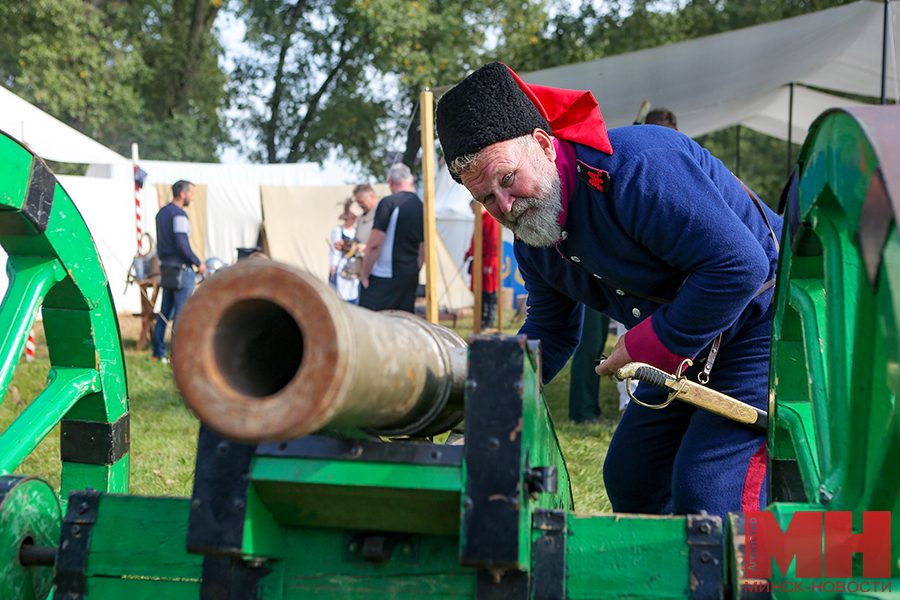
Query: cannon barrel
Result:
<box><xmin>172</xmin><ymin>260</ymin><xmax>467</xmax><ymax>444</ymax></box>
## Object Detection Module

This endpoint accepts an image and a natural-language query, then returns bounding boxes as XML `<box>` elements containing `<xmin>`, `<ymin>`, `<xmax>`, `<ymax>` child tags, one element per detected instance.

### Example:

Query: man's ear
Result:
<box><xmin>533</xmin><ymin>129</ymin><xmax>556</xmax><ymax>162</ymax></box>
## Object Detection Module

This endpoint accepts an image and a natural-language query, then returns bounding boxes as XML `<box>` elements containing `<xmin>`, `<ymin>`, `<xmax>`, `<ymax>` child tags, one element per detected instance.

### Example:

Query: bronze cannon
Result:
<box><xmin>172</xmin><ymin>260</ymin><xmax>466</xmax><ymax>443</ymax></box>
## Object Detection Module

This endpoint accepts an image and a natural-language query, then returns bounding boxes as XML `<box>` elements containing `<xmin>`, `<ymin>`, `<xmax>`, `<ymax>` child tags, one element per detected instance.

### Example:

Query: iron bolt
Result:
<box><xmin>699</xmin><ymin>522</ymin><xmax>711</xmax><ymax>535</ymax></box>
<box><xmin>466</xmin><ymin>380</ymin><xmax>477</xmax><ymax>392</ymax></box>
<box><xmin>349</xmin><ymin>542</ymin><xmax>359</xmax><ymax>553</ymax></box>
<box><xmin>487</xmin><ymin>437</ymin><xmax>500</xmax><ymax>450</ymax></box>
<box><xmin>431</xmin><ymin>450</ymin><xmax>442</xmax><ymax>461</ymax></box>
<box><xmin>191</xmin><ymin>499</ymin><xmax>202</xmax><ymax>510</ymax></box>
<box><xmin>216</xmin><ymin>441</ymin><xmax>229</xmax><ymax>455</ymax></box>
<box><xmin>71</xmin><ymin>525</ymin><xmax>81</xmax><ymax>536</ymax></box>
<box><xmin>233</xmin><ymin>498</ymin><xmax>246</xmax><ymax>510</ymax></box>
<box><xmin>700</xmin><ymin>550</ymin><xmax>713</xmax><ymax>564</ymax></box>
<box><xmin>77</xmin><ymin>501</ymin><xmax>89</xmax><ymax>515</ymax></box>
<box><xmin>350</xmin><ymin>445</ymin><xmax>363</xmax><ymax>458</ymax></box>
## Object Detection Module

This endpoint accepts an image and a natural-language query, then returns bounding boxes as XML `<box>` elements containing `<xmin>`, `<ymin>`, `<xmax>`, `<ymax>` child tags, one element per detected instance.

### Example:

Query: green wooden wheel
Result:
<box><xmin>0</xmin><ymin>476</ymin><xmax>60</xmax><ymax>600</ymax></box>
<box><xmin>0</xmin><ymin>131</ymin><xmax>129</xmax><ymax>508</ymax></box>
<box><xmin>769</xmin><ymin>106</ymin><xmax>900</xmax><ymax>571</ymax></box>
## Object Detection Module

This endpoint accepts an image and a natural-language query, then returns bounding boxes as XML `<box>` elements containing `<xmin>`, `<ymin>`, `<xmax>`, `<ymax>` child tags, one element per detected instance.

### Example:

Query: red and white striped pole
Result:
<box><xmin>25</xmin><ymin>328</ymin><xmax>35</xmax><ymax>362</ymax></box>
<box><xmin>132</xmin><ymin>143</ymin><xmax>143</xmax><ymax>255</ymax></box>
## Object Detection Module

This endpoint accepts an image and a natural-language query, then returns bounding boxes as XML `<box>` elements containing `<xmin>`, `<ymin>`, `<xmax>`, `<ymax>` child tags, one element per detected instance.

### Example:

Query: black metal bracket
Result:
<box><xmin>187</xmin><ymin>426</ymin><xmax>256</xmax><ymax>557</ymax></box>
<box><xmin>532</xmin><ymin>509</ymin><xmax>566</xmax><ymax>600</ymax></box>
<box><xmin>60</xmin><ymin>412</ymin><xmax>130</xmax><ymax>466</ymax></box>
<box><xmin>769</xmin><ymin>458</ymin><xmax>808</xmax><ymax>504</ymax></box>
<box><xmin>461</xmin><ymin>336</ymin><xmax>528</xmax><ymax>569</ymax></box>
<box><xmin>343</xmin><ymin>532</ymin><xmax>418</xmax><ymax>564</ymax></box>
<box><xmin>687</xmin><ymin>513</ymin><xmax>724</xmax><ymax>600</ymax></box>
<box><xmin>256</xmin><ymin>435</ymin><xmax>463</xmax><ymax>466</ymax></box>
<box><xmin>525</xmin><ymin>466</ymin><xmax>558</xmax><ymax>496</ymax></box>
<box><xmin>54</xmin><ymin>489</ymin><xmax>101</xmax><ymax>599</ymax></box>
<box><xmin>200</xmin><ymin>555</ymin><xmax>270</xmax><ymax>600</ymax></box>
<box><xmin>475</xmin><ymin>569</ymin><xmax>530</xmax><ymax>600</ymax></box>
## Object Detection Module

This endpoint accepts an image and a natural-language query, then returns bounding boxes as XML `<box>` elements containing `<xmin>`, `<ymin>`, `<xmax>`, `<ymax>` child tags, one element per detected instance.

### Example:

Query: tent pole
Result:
<box><xmin>882</xmin><ymin>0</ymin><xmax>891</xmax><ymax>104</ymax></box>
<box><xmin>787</xmin><ymin>83</ymin><xmax>794</xmax><ymax>179</ymax></box>
<box><xmin>735</xmin><ymin>125</ymin><xmax>741</xmax><ymax>179</ymax></box>
<box><xmin>132</xmin><ymin>143</ymin><xmax>143</xmax><ymax>256</ymax></box>
<box><xmin>419</xmin><ymin>89</ymin><xmax>439</xmax><ymax>324</ymax></box>
<box><xmin>472</xmin><ymin>208</ymin><xmax>483</xmax><ymax>334</ymax></box>
<box><xmin>496</xmin><ymin>224</ymin><xmax>503</xmax><ymax>333</ymax></box>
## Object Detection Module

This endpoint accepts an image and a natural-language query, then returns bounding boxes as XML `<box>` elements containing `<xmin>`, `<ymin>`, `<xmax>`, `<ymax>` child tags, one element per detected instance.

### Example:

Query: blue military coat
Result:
<box><xmin>516</xmin><ymin>125</ymin><xmax>783</xmax><ymax>382</ymax></box>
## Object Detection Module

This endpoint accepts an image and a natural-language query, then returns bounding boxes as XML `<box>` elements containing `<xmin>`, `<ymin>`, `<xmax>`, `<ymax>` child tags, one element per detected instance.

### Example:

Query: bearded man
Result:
<box><xmin>436</xmin><ymin>62</ymin><xmax>782</xmax><ymax>519</ymax></box>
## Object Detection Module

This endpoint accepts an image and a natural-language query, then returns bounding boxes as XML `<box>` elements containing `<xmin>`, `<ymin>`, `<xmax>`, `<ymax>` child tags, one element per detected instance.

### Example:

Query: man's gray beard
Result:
<box><xmin>500</xmin><ymin>171</ymin><xmax>563</xmax><ymax>247</ymax></box>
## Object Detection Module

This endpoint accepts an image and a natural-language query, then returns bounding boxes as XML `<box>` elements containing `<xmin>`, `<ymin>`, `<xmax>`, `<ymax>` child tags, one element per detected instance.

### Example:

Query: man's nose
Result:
<box><xmin>497</xmin><ymin>191</ymin><xmax>515</xmax><ymax>214</ymax></box>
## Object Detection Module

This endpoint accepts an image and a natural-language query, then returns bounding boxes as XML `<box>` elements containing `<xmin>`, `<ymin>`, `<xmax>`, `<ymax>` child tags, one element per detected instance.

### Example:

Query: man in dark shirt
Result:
<box><xmin>359</xmin><ymin>164</ymin><xmax>424</xmax><ymax>313</ymax></box>
<box><xmin>152</xmin><ymin>180</ymin><xmax>206</xmax><ymax>362</ymax></box>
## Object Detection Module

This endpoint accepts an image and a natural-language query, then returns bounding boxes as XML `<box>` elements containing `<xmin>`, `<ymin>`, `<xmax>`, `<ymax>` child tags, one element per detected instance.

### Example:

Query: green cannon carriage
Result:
<box><xmin>0</xmin><ymin>105</ymin><xmax>898</xmax><ymax>599</ymax></box>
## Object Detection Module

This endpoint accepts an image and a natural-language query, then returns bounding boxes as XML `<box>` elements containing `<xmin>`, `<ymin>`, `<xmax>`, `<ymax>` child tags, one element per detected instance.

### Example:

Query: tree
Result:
<box><xmin>228</xmin><ymin>0</ymin><xmax>558</xmax><ymax>176</ymax></box>
<box><xmin>0</xmin><ymin>0</ymin><xmax>231</xmax><ymax>163</ymax></box>
<box><xmin>0</xmin><ymin>0</ymin><xmax>145</xmax><ymax>148</ymax></box>
<box><xmin>91</xmin><ymin>0</ymin><xmax>232</xmax><ymax>161</ymax></box>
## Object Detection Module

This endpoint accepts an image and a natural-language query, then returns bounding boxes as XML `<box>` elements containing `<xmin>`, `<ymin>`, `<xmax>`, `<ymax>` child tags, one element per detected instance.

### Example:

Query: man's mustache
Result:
<box><xmin>505</xmin><ymin>197</ymin><xmax>539</xmax><ymax>225</ymax></box>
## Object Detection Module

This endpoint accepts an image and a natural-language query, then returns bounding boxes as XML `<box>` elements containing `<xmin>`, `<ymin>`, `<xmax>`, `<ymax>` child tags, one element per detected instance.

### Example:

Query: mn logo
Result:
<box><xmin>745</xmin><ymin>511</ymin><xmax>891</xmax><ymax>579</ymax></box>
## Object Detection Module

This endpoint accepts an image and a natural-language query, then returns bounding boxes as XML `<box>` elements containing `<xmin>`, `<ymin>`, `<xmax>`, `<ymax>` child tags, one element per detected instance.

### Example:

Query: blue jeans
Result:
<box><xmin>152</xmin><ymin>268</ymin><xmax>196</xmax><ymax>359</ymax></box>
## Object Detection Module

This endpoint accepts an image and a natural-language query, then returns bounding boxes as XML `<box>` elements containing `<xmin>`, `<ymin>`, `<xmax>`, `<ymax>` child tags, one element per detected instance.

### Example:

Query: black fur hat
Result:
<box><xmin>436</xmin><ymin>62</ymin><xmax>550</xmax><ymax>183</ymax></box>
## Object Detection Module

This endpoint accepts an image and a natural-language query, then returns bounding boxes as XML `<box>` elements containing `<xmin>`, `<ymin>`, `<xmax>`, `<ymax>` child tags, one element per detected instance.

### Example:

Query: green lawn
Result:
<box><xmin>2</xmin><ymin>309</ymin><xmax>619</xmax><ymax>513</ymax></box>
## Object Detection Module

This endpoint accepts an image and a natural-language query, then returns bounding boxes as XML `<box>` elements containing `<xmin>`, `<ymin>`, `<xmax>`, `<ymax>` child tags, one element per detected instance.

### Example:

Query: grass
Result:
<box><xmin>2</xmin><ymin>308</ymin><xmax>620</xmax><ymax>512</ymax></box>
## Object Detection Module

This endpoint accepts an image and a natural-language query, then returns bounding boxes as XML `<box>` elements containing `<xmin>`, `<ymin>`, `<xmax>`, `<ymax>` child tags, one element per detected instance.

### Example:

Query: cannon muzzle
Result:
<box><xmin>172</xmin><ymin>260</ymin><xmax>466</xmax><ymax>443</ymax></box>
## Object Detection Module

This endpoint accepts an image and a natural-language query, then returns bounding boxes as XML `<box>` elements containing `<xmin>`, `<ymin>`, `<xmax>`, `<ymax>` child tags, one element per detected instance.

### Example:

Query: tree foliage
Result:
<box><xmin>0</xmin><ymin>0</ymin><xmax>230</xmax><ymax>162</ymax></box>
<box><xmin>0</xmin><ymin>0</ymin><xmax>868</xmax><ymax>178</ymax></box>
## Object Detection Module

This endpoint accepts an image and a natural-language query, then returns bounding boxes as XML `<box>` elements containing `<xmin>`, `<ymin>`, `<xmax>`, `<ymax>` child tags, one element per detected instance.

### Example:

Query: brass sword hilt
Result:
<box><xmin>614</xmin><ymin>362</ymin><xmax>768</xmax><ymax>433</ymax></box>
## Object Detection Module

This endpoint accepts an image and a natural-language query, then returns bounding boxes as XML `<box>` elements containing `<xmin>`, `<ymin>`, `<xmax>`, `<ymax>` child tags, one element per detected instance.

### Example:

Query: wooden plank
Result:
<box><xmin>85</xmin><ymin>576</ymin><xmax>200</xmax><ymax>600</ymax></box>
<box><xmin>85</xmin><ymin>494</ymin><xmax>203</xmax><ymax>580</ymax></box>
<box><xmin>565</xmin><ymin>513</ymin><xmax>690</xmax><ymax>600</ymax></box>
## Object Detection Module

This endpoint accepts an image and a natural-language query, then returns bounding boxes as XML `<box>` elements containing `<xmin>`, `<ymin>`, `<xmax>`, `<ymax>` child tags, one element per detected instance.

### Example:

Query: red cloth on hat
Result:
<box><xmin>504</xmin><ymin>63</ymin><xmax>613</xmax><ymax>155</ymax></box>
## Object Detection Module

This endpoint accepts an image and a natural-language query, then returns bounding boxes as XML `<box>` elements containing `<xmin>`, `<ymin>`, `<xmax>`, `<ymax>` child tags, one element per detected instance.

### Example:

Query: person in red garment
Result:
<box><xmin>464</xmin><ymin>200</ymin><xmax>500</xmax><ymax>330</ymax></box>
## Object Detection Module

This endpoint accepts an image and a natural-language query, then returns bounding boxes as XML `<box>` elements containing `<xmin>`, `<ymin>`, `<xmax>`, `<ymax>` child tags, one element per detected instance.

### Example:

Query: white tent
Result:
<box><xmin>0</xmin><ymin>85</ymin><xmax>140</xmax><ymax>316</ymax></box>
<box><xmin>0</xmin><ymin>86</ymin><xmax>131</xmax><ymax>168</ymax></box>
<box><xmin>519</xmin><ymin>0</ymin><xmax>895</xmax><ymax>141</ymax></box>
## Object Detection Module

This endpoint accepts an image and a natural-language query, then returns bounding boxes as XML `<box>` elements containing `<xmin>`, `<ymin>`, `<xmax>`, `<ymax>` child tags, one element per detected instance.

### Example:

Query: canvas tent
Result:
<box><xmin>519</xmin><ymin>0</ymin><xmax>896</xmax><ymax>141</ymax></box>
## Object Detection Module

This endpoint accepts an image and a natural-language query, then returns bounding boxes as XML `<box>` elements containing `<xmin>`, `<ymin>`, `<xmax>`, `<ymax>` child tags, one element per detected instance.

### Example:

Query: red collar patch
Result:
<box><xmin>576</xmin><ymin>160</ymin><xmax>610</xmax><ymax>192</ymax></box>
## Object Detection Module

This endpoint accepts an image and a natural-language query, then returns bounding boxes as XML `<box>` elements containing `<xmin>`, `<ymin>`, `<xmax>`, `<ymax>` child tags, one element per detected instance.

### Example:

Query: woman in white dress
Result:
<box><xmin>329</xmin><ymin>198</ymin><xmax>362</xmax><ymax>303</ymax></box>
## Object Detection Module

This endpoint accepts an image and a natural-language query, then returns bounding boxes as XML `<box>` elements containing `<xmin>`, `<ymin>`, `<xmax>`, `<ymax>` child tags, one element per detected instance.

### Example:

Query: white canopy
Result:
<box><xmin>520</xmin><ymin>0</ymin><xmax>896</xmax><ymax>141</ymax></box>
<box><xmin>0</xmin><ymin>85</ymin><xmax>129</xmax><ymax>166</ymax></box>
<box><xmin>87</xmin><ymin>159</ymin><xmax>321</xmax><ymax>186</ymax></box>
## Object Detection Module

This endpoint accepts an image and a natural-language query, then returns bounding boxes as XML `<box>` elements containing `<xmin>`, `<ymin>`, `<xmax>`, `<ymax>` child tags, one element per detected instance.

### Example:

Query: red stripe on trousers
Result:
<box><xmin>742</xmin><ymin>441</ymin><xmax>767</xmax><ymax>512</ymax></box>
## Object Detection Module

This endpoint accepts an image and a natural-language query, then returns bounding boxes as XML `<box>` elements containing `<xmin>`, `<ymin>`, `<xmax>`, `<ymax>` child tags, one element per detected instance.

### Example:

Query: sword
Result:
<box><xmin>614</xmin><ymin>362</ymin><xmax>768</xmax><ymax>433</ymax></box>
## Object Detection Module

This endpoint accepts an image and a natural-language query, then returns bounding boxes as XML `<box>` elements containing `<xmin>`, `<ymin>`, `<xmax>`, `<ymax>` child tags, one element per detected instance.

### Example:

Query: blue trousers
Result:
<box><xmin>568</xmin><ymin>307</ymin><xmax>610</xmax><ymax>422</ymax></box>
<box><xmin>603</xmin><ymin>307</ymin><xmax>771</xmax><ymax>519</ymax></box>
<box><xmin>152</xmin><ymin>268</ymin><xmax>196</xmax><ymax>359</ymax></box>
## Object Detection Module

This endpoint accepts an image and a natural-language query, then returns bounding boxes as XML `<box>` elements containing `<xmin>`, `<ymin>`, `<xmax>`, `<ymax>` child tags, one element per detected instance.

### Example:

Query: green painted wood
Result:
<box><xmin>0</xmin><ymin>477</ymin><xmax>59</xmax><ymax>600</ymax></box>
<box><xmin>254</xmin><ymin>480</ymin><xmax>461</xmax><ymax>536</ymax></box>
<box><xmin>84</xmin><ymin>494</ymin><xmax>201</xmax><ymax>580</ymax></box>
<box><xmin>0</xmin><ymin>368</ymin><xmax>100</xmax><ymax>474</ymax></box>
<box><xmin>766</xmin><ymin>105</ymin><xmax>900</xmax><ymax>596</ymax></box>
<box><xmin>0</xmin><ymin>131</ymin><xmax>129</xmax><ymax>499</ymax></box>
<box><xmin>280</xmin><ymin>527</ymin><xmax>475</xmax><ymax>599</ymax></box>
<box><xmin>564</xmin><ymin>513</ymin><xmax>690</xmax><ymax>600</ymax></box>
<box><xmin>83</xmin><ymin>577</ymin><xmax>200</xmax><ymax>600</ymax></box>
<box><xmin>243</xmin><ymin>484</ymin><xmax>286</xmax><ymax>559</ymax></box>
<box><xmin>0</xmin><ymin>257</ymin><xmax>65</xmax><ymax>404</ymax></box>
<box><xmin>58</xmin><ymin>459</ymin><xmax>129</xmax><ymax>514</ymax></box>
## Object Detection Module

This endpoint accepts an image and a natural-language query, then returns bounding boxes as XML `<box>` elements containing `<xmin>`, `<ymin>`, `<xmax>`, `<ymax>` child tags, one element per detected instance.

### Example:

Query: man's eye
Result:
<box><xmin>502</xmin><ymin>173</ymin><xmax>513</xmax><ymax>185</ymax></box>
<box><xmin>483</xmin><ymin>194</ymin><xmax>495</xmax><ymax>206</ymax></box>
